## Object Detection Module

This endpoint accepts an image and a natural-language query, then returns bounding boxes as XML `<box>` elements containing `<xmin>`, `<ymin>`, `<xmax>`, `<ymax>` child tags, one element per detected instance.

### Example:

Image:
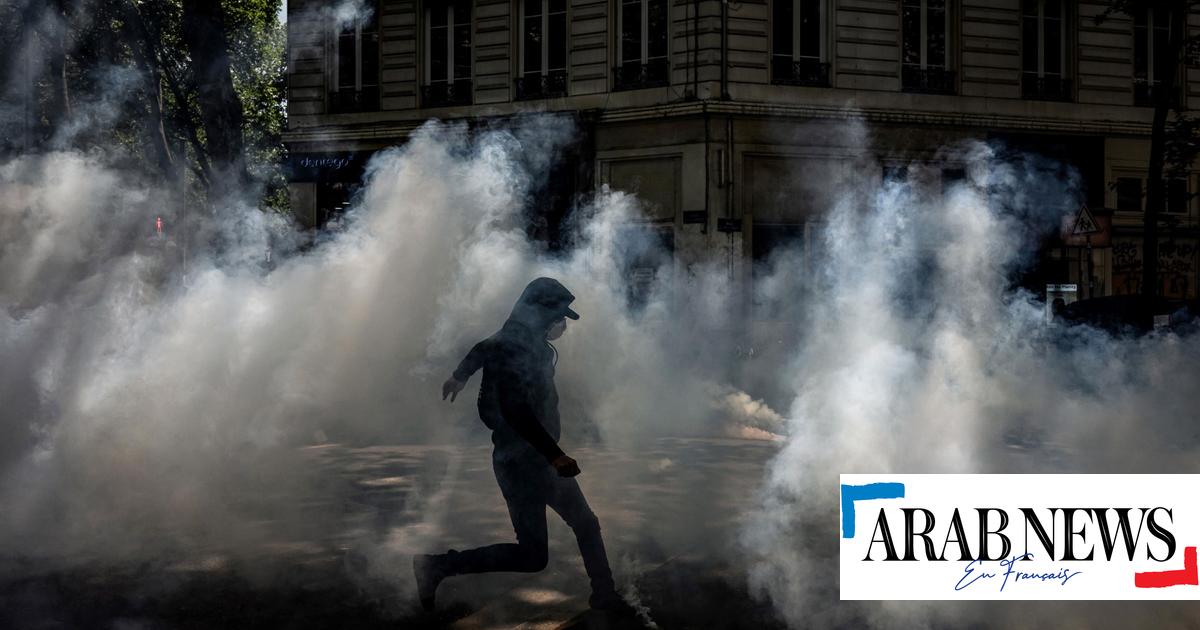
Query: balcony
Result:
<box><xmin>328</xmin><ymin>87</ymin><xmax>380</xmax><ymax>113</ymax></box>
<box><xmin>515</xmin><ymin>70</ymin><xmax>568</xmax><ymax>100</ymax></box>
<box><xmin>1021</xmin><ymin>74</ymin><xmax>1073</xmax><ymax>102</ymax></box>
<box><xmin>421</xmin><ymin>79</ymin><xmax>473</xmax><ymax>108</ymax></box>
<box><xmin>771</xmin><ymin>57</ymin><xmax>831</xmax><ymax>88</ymax></box>
<box><xmin>901</xmin><ymin>66</ymin><xmax>956</xmax><ymax>95</ymax></box>
<box><xmin>1133</xmin><ymin>78</ymin><xmax>1179</xmax><ymax>108</ymax></box>
<box><xmin>614</xmin><ymin>59</ymin><xmax>669</xmax><ymax>91</ymax></box>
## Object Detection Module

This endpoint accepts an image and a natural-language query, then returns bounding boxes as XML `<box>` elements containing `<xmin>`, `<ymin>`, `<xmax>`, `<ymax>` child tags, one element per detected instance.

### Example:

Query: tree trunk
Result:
<box><xmin>180</xmin><ymin>0</ymin><xmax>247</xmax><ymax>190</ymax></box>
<box><xmin>1142</xmin><ymin>6</ymin><xmax>1186</xmax><ymax>303</ymax></box>
<box><xmin>121</xmin><ymin>3</ymin><xmax>175</xmax><ymax>180</ymax></box>
<box><xmin>1144</xmin><ymin>97</ymin><xmax>1169</xmax><ymax>302</ymax></box>
<box><xmin>125</xmin><ymin>0</ymin><xmax>214</xmax><ymax>187</ymax></box>
<box><xmin>43</xmin><ymin>0</ymin><xmax>70</xmax><ymax>139</ymax></box>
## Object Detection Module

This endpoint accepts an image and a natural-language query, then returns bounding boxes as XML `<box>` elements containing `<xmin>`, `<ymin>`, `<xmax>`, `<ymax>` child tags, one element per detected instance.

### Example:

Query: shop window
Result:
<box><xmin>618</xmin><ymin>226</ymin><xmax>673</xmax><ymax>309</ymax></box>
<box><xmin>942</xmin><ymin>167</ymin><xmax>967</xmax><ymax>194</ymax></box>
<box><xmin>316</xmin><ymin>182</ymin><xmax>361</xmax><ymax>228</ymax></box>
<box><xmin>602</xmin><ymin>157</ymin><xmax>680</xmax><ymax>222</ymax></box>
<box><xmin>751</xmin><ymin>223</ymin><xmax>809</xmax><ymax>320</ymax></box>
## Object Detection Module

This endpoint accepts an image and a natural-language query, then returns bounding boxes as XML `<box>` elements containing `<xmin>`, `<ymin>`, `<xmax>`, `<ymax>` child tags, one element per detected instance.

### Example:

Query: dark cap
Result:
<box><xmin>520</xmin><ymin>277</ymin><xmax>580</xmax><ymax>320</ymax></box>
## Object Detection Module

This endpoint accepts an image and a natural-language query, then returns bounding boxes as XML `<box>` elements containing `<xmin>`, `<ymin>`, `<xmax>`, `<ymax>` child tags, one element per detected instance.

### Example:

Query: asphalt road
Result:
<box><xmin>0</xmin><ymin>438</ymin><xmax>786</xmax><ymax>629</ymax></box>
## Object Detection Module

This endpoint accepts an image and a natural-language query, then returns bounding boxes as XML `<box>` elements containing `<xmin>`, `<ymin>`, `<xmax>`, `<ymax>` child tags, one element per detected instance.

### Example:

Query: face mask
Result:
<box><xmin>547</xmin><ymin>318</ymin><xmax>566</xmax><ymax>340</ymax></box>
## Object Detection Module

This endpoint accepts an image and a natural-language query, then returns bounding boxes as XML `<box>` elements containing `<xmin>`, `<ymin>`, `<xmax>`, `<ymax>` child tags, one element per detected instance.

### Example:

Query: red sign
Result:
<box><xmin>1060</xmin><ymin>205</ymin><xmax>1111</xmax><ymax>247</ymax></box>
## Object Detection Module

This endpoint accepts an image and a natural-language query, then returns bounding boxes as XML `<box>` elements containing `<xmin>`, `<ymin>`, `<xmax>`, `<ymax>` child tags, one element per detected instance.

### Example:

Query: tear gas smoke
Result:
<box><xmin>3</xmin><ymin>72</ymin><xmax>1200</xmax><ymax>627</ymax></box>
<box><xmin>0</xmin><ymin>118</ymin><xmax>751</xmax><ymax>575</ymax></box>
<box><xmin>741</xmin><ymin>141</ymin><xmax>1200</xmax><ymax>628</ymax></box>
<box><xmin>299</xmin><ymin>0</ymin><xmax>375</xmax><ymax>30</ymax></box>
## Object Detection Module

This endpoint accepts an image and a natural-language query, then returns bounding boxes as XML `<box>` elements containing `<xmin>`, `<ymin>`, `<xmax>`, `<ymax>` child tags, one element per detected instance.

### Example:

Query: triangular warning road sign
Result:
<box><xmin>1071</xmin><ymin>204</ymin><xmax>1100</xmax><ymax>236</ymax></box>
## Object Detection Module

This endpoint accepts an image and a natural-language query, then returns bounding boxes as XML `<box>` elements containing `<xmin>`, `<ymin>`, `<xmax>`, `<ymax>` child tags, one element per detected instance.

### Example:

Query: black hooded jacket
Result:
<box><xmin>452</xmin><ymin>279</ymin><xmax>576</xmax><ymax>464</ymax></box>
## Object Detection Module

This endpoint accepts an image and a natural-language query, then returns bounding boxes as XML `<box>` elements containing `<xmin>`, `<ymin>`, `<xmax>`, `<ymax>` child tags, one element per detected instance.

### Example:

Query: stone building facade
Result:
<box><xmin>283</xmin><ymin>0</ymin><xmax>1200</xmax><ymax>321</ymax></box>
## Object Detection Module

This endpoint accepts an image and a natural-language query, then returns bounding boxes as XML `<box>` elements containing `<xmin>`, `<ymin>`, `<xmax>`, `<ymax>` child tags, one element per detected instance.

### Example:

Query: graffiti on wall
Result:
<box><xmin>1111</xmin><ymin>237</ymin><xmax>1198</xmax><ymax>299</ymax></box>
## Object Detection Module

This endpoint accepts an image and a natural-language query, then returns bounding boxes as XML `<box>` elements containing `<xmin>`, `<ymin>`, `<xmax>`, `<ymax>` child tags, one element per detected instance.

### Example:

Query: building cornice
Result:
<box><xmin>282</xmin><ymin>99</ymin><xmax>1155</xmax><ymax>145</ymax></box>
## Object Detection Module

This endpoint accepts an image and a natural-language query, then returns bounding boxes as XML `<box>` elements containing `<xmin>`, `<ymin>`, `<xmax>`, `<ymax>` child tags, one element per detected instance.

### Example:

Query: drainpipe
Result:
<box><xmin>726</xmin><ymin>115</ymin><xmax>734</xmax><ymax>226</ymax></box>
<box><xmin>704</xmin><ymin>103</ymin><xmax>710</xmax><ymax>234</ymax></box>
<box><xmin>693</xmin><ymin>0</ymin><xmax>700</xmax><ymax>98</ymax></box>
<box><xmin>721</xmin><ymin>0</ymin><xmax>729</xmax><ymax>99</ymax></box>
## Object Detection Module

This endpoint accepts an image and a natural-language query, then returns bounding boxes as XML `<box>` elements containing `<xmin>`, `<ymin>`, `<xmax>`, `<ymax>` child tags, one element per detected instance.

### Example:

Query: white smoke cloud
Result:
<box><xmin>4</xmin><ymin>65</ymin><xmax>1199</xmax><ymax>627</ymax></box>
<box><xmin>290</xmin><ymin>0</ymin><xmax>375</xmax><ymax>33</ymax></box>
<box><xmin>0</xmin><ymin>118</ymin><xmax>755</xmax><ymax>582</ymax></box>
<box><xmin>741</xmin><ymin>139</ymin><xmax>1200</xmax><ymax>628</ymax></box>
<box><xmin>328</xmin><ymin>0</ymin><xmax>375</xmax><ymax>30</ymax></box>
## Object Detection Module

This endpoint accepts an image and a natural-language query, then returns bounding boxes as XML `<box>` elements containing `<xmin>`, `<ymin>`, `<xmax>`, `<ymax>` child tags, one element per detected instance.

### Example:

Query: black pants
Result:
<box><xmin>439</xmin><ymin>454</ymin><xmax>616</xmax><ymax>595</ymax></box>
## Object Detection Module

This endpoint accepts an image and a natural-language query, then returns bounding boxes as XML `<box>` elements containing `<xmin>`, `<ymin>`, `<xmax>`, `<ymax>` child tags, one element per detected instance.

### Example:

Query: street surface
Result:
<box><xmin>0</xmin><ymin>438</ymin><xmax>787</xmax><ymax>629</ymax></box>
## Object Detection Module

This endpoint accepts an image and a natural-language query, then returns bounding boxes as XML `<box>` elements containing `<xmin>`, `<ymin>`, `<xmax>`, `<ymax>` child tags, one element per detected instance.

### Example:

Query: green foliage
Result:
<box><xmin>1165</xmin><ymin>116</ymin><xmax>1200</xmax><ymax>178</ymax></box>
<box><xmin>1</xmin><ymin>0</ymin><xmax>289</xmax><ymax>213</ymax></box>
<box><xmin>223</xmin><ymin>0</ymin><xmax>289</xmax><ymax>212</ymax></box>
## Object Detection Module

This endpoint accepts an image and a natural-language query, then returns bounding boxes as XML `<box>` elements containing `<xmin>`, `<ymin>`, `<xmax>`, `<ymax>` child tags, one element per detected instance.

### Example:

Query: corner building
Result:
<box><xmin>284</xmin><ymin>0</ymin><xmax>1200</xmax><ymax>349</ymax></box>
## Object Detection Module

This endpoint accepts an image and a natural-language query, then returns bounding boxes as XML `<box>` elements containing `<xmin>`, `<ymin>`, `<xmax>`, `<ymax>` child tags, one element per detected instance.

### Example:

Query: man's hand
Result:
<box><xmin>442</xmin><ymin>377</ymin><xmax>466</xmax><ymax>402</ymax></box>
<box><xmin>551</xmin><ymin>454</ymin><xmax>581</xmax><ymax>478</ymax></box>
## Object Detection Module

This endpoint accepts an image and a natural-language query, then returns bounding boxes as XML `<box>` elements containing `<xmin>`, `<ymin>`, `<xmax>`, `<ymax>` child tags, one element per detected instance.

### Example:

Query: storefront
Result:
<box><xmin>286</xmin><ymin>151</ymin><xmax>375</xmax><ymax>228</ymax></box>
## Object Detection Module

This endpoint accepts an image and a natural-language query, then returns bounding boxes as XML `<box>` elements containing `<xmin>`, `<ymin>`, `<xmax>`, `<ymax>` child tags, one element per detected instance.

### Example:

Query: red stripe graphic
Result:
<box><xmin>1135</xmin><ymin>546</ymin><xmax>1198</xmax><ymax>588</ymax></box>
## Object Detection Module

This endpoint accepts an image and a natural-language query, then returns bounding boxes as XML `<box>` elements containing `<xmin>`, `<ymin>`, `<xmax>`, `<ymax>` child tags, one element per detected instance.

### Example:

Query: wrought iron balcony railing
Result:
<box><xmin>771</xmin><ymin>57</ymin><xmax>831</xmax><ymax>87</ymax></box>
<box><xmin>614</xmin><ymin>59</ymin><xmax>669</xmax><ymax>91</ymax></box>
<box><xmin>901</xmin><ymin>66</ymin><xmax>956</xmax><ymax>95</ymax></box>
<box><xmin>1133</xmin><ymin>78</ymin><xmax>1179</xmax><ymax>108</ymax></box>
<box><xmin>1021</xmin><ymin>74</ymin><xmax>1073</xmax><ymax>102</ymax></box>
<box><xmin>329</xmin><ymin>87</ymin><xmax>380</xmax><ymax>113</ymax></box>
<box><xmin>515</xmin><ymin>70</ymin><xmax>568</xmax><ymax>100</ymax></box>
<box><xmin>421</xmin><ymin>79</ymin><xmax>473</xmax><ymax>108</ymax></box>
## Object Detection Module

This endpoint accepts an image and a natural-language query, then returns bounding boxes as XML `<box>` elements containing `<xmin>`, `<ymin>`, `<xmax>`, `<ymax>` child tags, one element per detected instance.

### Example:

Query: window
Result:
<box><xmin>615</xmin><ymin>0</ymin><xmax>669</xmax><ymax>90</ymax></box>
<box><xmin>942</xmin><ymin>167</ymin><xmax>967</xmax><ymax>194</ymax></box>
<box><xmin>1115</xmin><ymin>176</ymin><xmax>1190</xmax><ymax>213</ymax></box>
<box><xmin>618</xmin><ymin>226</ymin><xmax>673</xmax><ymax>309</ymax></box>
<box><xmin>1116</xmin><ymin>177</ymin><xmax>1142</xmax><ymax>212</ymax></box>
<box><xmin>901</xmin><ymin>0</ymin><xmax>954</xmax><ymax>94</ymax></box>
<box><xmin>317</xmin><ymin>182</ymin><xmax>361</xmax><ymax>228</ymax></box>
<box><xmin>602</xmin><ymin>157</ymin><xmax>680</xmax><ymax>221</ymax></box>
<box><xmin>882</xmin><ymin>165</ymin><xmax>908</xmax><ymax>184</ymax></box>
<box><xmin>331</xmin><ymin>6</ymin><xmax>380</xmax><ymax>113</ymax></box>
<box><xmin>1167</xmin><ymin>177</ymin><xmax>1189</xmax><ymax>213</ymax></box>
<box><xmin>423</xmin><ymin>0</ymin><xmax>473</xmax><ymax>107</ymax></box>
<box><xmin>1133</xmin><ymin>7</ymin><xmax>1176</xmax><ymax>106</ymax></box>
<box><xmin>516</xmin><ymin>0</ymin><xmax>568</xmax><ymax>99</ymax></box>
<box><xmin>771</xmin><ymin>0</ymin><xmax>829</xmax><ymax>86</ymax></box>
<box><xmin>751</xmin><ymin>223</ymin><xmax>811</xmax><ymax>320</ymax></box>
<box><xmin>1021</xmin><ymin>0</ymin><xmax>1071</xmax><ymax>101</ymax></box>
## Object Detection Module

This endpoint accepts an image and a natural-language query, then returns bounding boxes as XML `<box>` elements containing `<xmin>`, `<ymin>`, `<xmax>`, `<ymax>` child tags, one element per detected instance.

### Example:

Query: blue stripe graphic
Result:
<box><xmin>841</xmin><ymin>482</ymin><xmax>905</xmax><ymax>538</ymax></box>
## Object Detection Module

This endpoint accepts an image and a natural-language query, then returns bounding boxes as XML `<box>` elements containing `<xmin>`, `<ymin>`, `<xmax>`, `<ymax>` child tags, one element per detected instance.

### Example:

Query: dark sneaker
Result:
<box><xmin>413</xmin><ymin>553</ymin><xmax>447</xmax><ymax>611</ymax></box>
<box><xmin>588</xmin><ymin>590</ymin><xmax>640</xmax><ymax>618</ymax></box>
